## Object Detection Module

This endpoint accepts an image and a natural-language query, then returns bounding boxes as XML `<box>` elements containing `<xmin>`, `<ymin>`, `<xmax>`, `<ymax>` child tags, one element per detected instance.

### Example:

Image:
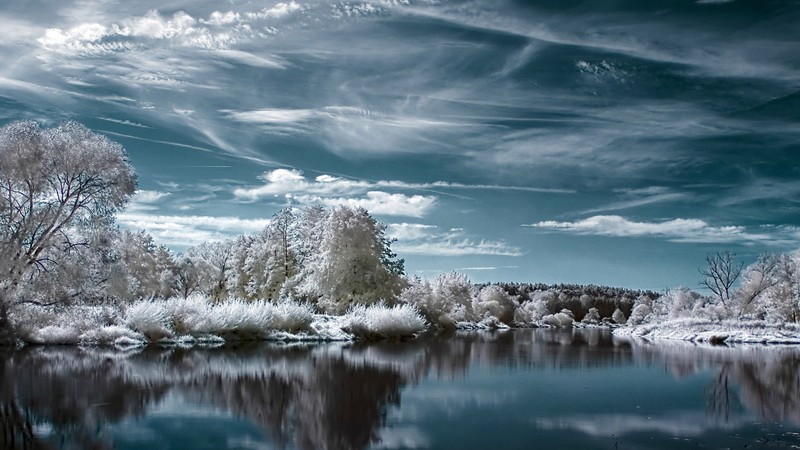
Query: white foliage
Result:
<box><xmin>582</xmin><ymin>307</ymin><xmax>602</xmax><ymax>324</ymax></box>
<box><xmin>124</xmin><ymin>300</ymin><xmax>173</xmax><ymax>340</ymax></box>
<box><xmin>627</xmin><ymin>304</ymin><xmax>651</xmax><ymax>326</ymax></box>
<box><xmin>542</xmin><ymin>309</ymin><xmax>574</xmax><ymax>328</ymax></box>
<box><xmin>612</xmin><ymin>308</ymin><xmax>627</xmax><ymax>324</ymax></box>
<box><xmin>400</xmin><ymin>272</ymin><xmax>476</xmax><ymax>328</ymax></box>
<box><xmin>343</xmin><ymin>303</ymin><xmax>426</xmax><ymax>339</ymax></box>
<box><xmin>473</xmin><ymin>285</ymin><xmax>516</xmax><ymax>325</ymax></box>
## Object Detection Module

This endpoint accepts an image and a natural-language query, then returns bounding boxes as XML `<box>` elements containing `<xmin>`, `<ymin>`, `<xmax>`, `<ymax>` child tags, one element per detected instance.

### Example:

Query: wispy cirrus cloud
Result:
<box><xmin>387</xmin><ymin>223</ymin><xmax>523</xmax><ymax>257</ymax></box>
<box><xmin>526</xmin><ymin>215</ymin><xmax>799</xmax><ymax>245</ymax></box>
<box><xmin>580</xmin><ymin>186</ymin><xmax>690</xmax><ymax>215</ymax></box>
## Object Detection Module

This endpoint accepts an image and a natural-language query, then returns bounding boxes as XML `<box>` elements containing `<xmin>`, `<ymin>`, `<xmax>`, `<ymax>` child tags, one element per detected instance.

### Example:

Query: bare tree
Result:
<box><xmin>699</xmin><ymin>251</ymin><xmax>743</xmax><ymax>306</ymax></box>
<box><xmin>0</xmin><ymin>121</ymin><xmax>136</xmax><ymax>339</ymax></box>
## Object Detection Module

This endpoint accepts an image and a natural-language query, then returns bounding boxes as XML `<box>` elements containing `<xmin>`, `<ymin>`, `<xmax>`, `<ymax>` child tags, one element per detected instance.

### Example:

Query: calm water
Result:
<box><xmin>2</xmin><ymin>329</ymin><xmax>799</xmax><ymax>450</ymax></box>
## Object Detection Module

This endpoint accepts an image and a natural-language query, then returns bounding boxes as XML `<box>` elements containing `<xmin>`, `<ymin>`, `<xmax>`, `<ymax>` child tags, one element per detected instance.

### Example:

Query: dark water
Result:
<box><xmin>2</xmin><ymin>329</ymin><xmax>799</xmax><ymax>450</ymax></box>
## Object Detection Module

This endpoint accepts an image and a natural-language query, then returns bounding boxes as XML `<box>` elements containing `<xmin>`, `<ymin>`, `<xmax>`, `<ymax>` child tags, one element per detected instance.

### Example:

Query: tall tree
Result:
<box><xmin>0</xmin><ymin>121</ymin><xmax>136</xmax><ymax>339</ymax></box>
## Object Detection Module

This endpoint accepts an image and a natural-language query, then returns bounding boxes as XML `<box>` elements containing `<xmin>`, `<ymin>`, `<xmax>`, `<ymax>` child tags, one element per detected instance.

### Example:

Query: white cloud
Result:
<box><xmin>387</xmin><ymin>223</ymin><xmax>522</xmax><ymax>257</ymax></box>
<box><xmin>395</xmin><ymin>239</ymin><xmax>523</xmax><ymax>257</ymax></box>
<box><xmin>386</xmin><ymin>223</ymin><xmax>438</xmax><ymax>241</ymax></box>
<box><xmin>132</xmin><ymin>189</ymin><xmax>171</xmax><ymax>203</ymax></box>
<box><xmin>235</xmin><ymin>169</ymin><xmax>571</xmax><ymax>203</ymax></box>
<box><xmin>117</xmin><ymin>212</ymin><xmax>269</xmax><ymax>247</ymax></box>
<box><xmin>526</xmin><ymin>215</ymin><xmax>798</xmax><ymax>244</ymax></box>
<box><xmin>294</xmin><ymin>192</ymin><xmax>437</xmax><ymax>218</ymax></box>
<box><xmin>581</xmin><ymin>187</ymin><xmax>689</xmax><ymax>215</ymax></box>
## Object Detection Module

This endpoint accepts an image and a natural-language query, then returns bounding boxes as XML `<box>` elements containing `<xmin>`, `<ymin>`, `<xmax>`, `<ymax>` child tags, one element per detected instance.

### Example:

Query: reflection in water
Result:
<box><xmin>0</xmin><ymin>330</ymin><xmax>797</xmax><ymax>449</ymax></box>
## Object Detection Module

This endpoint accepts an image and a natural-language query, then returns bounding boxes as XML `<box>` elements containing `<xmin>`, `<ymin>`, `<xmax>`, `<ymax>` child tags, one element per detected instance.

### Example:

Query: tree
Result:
<box><xmin>699</xmin><ymin>251</ymin><xmax>743</xmax><ymax>307</ymax></box>
<box><xmin>243</xmin><ymin>207</ymin><xmax>298</xmax><ymax>301</ymax></box>
<box><xmin>0</xmin><ymin>121</ymin><xmax>136</xmax><ymax>338</ymax></box>
<box><xmin>734</xmin><ymin>253</ymin><xmax>779</xmax><ymax>318</ymax></box>
<box><xmin>298</xmin><ymin>206</ymin><xmax>406</xmax><ymax>313</ymax></box>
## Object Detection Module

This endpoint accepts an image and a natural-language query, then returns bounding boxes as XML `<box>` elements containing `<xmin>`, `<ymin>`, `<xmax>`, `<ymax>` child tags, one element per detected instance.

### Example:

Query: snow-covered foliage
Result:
<box><xmin>616</xmin><ymin>317</ymin><xmax>800</xmax><ymax>344</ymax></box>
<box><xmin>399</xmin><ymin>273</ymin><xmax>477</xmax><ymax>329</ymax></box>
<box><xmin>0</xmin><ymin>121</ymin><xmax>136</xmax><ymax>315</ymax></box>
<box><xmin>627</xmin><ymin>304</ymin><xmax>652</xmax><ymax>326</ymax></box>
<box><xmin>472</xmin><ymin>284</ymin><xmax>516</xmax><ymax>325</ymax></box>
<box><xmin>542</xmin><ymin>309</ymin><xmax>574</xmax><ymax>328</ymax></box>
<box><xmin>582</xmin><ymin>307</ymin><xmax>601</xmax><ymax>324</ymax></box>
<box><xmin>343</xmin><ymin>303</ymin><xmax>426</xmax><ymax>340</ymax></box>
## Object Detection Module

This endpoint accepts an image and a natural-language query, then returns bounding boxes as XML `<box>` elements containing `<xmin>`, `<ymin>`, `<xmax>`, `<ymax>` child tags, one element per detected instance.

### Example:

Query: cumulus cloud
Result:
<box><xmin>296</xmin><ymin>191</ymin><xmax>436</xmax><ymax>218</ymax></box>
<box><xmin>526</xmin><ymin>215</ymin><xmax>797</xmax><ymax>244</ymax></box>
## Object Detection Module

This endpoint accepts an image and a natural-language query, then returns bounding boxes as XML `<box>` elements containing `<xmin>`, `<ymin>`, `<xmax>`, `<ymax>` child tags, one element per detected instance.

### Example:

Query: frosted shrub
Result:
<box><xmin>664</xmin><ymin>287</ymin><xmax>705</xmax><ymax>319</ymax></box>
<box><xmin>627</xmin><ymin>304</ymin><xmax>651</xmax><ymax>326</ymax></box>
<box><xmin>514</xmin><ymin>296</ymin><xmax>550</xmax><ymax>326</ymax></box>
<box><xmin>125</xmin><ymin>300</ymin><xmax>173</xmax><ymax>341</ymax></box>
<box><xmin>400</xmin><ymin>273</ymin><xmax>476</xmax><ymax>328</ymax></box>
<box><xmin>167</xmin><ymin>295</ymin><xmax>213</xmax><ymax>334</ymax></box>
<box><xmin>209</xmin><ymin>299</ymin><xmax>275</xmax><ymax>338</ymax></box>
<box><xmin>344</xmin><ymin>303</ymin><xmax>427</xmax><ymax>339</ymax></box>
<box><xmin>582</xmin><ymin>307</ymin><xmax>601</xmax><ymax>324</ymax></box>
<box><xmin>473</xmin><ymin>285</ymin><xmax>516</xmax><ymax>325</ymax></box>
<box><xmin>612</xmin><ymin>308</ymin><xmax>627</xmax><ymax>324</ymax></box>
<box><xmin>271</xmin><ymin>300</ymin><xmax>315</xmax><ymax>332</ymax></box>
<box><xmin>542</xmin><ymin>309</ymin><xmax>574</xmax><ymax>328</ymax></box>
<box><xmin>13</xmin><ymin>304</ymin><xmax>124</xmax><ymax>344</ymax></box>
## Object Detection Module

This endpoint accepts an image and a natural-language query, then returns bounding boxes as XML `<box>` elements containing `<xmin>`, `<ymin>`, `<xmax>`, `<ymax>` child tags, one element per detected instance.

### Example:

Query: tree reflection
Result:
<box><xmin>0</xmin><ymin>332</ymin><xmax>799</xmax><ymax>449</ymax></box>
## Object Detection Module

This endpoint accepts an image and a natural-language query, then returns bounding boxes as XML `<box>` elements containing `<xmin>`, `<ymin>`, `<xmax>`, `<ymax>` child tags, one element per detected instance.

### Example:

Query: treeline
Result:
<box><xmin>486</xmin><ymin>282</ymin><xmax>660</xmax><ymax>323</ymax></box>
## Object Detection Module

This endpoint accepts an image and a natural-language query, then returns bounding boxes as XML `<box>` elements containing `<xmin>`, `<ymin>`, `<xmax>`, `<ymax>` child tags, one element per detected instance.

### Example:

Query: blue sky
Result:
<box><xmin>1</xmin><ymin>0</ymin><xmax>798</xmax><ymax>289</ymax></box>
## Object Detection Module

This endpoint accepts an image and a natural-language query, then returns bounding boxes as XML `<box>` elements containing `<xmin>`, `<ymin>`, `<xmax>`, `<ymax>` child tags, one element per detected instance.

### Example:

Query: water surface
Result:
<box><xmin>2</xmin><ymin>329</ymin><xmax>799</xmax><ymax>449</ymax></box>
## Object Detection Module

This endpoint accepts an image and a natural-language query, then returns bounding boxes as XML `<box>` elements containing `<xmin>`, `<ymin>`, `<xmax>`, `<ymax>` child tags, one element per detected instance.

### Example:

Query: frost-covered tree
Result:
<box><xmin>733</xmin><ymin>253</ymin><xmax>779</xmax><ymax>318</ymax></box>
<box><xmin>109</xmin><ymin>230</ymin><xmax>175</xmax><ymax>301</ymax></box>
<box><xmin>185</xmin><ymin>240</ymin><xmax>237</xmax><ymax>302</ymax></box>
<box><xmin>302</xmin><ymin>206</ymin><xmax>405</xmax><ymax>313</ymax></box>
<box><xmin>762</xmin><ymin>252</ymin><xmax>800</xmax><ymax>322</ymax></box>
<box><xmin>243</xmin><ymin>207</ymin><xmax>298</xmax><ymax>301</ymax></box>
<box><xmin>0</xmin><ymin>121</ymin><xmax>135</xmax><ymax>337</ymax></box>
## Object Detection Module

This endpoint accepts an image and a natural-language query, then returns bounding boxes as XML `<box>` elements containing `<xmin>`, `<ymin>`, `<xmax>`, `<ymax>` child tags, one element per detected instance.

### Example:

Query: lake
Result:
<box><xmin>1</xmin><ymin>329</ymin><xmax>799</xmax><ymax>449</ymax></box>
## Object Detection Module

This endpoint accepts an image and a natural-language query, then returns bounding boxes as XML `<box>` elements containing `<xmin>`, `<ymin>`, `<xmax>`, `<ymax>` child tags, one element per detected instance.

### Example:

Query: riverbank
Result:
<box><xmin>614</xmin><ymin>318</ymin><xmax>800</xmax><ymax>344</ymax></box>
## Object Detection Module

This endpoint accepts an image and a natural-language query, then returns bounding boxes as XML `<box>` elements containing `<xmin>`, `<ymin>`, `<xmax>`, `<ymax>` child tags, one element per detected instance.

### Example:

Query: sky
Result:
<box><xmin>0</xmin><ymin>0</ymin><xmax>798</xmax><ymax>290</ymax></box>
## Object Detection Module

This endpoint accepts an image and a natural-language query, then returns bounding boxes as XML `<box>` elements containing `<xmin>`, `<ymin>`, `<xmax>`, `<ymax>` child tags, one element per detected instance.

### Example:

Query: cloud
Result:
<box><xmin>580</xmin><ymin>187</ymin><xmax>690</xmax><ymax>215</ymax></box>
<box><xmin>116</xmin><ymin>212</ymin><xmax>270</xmax><ymax>247</ymax></box>
<box><xmin>387</xmin><ymin>223</ymin><xmax>523</xmax><ymax>257</ymax></box>
<box><xmin>235</xmin><ymin>169</ymin><xmax>571</xmax><ymax>202</ymax></box>
<box><xmin>294</xmin><ymin>192</ymin><xmax>436</xmax><ymax>218</ymax></box>
<box><xmin>526</xmin><ymin>215</ymin><xmax>799</xmax><ymax>245</ymax></box>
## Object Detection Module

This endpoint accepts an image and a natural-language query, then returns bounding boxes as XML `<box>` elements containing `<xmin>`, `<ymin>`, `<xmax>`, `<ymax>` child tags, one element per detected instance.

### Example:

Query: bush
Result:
<box><xmin>344</xmin><ymin>303</ymin><xmax>426</xmax><ymax>340</ymax></box>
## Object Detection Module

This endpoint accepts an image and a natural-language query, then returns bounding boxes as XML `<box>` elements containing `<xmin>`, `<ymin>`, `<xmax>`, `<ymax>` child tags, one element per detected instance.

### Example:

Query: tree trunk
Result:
<box><xmin>0</xmin><ymin>298</ymin><xmax>16</xmax><ymax>346</ymax></box>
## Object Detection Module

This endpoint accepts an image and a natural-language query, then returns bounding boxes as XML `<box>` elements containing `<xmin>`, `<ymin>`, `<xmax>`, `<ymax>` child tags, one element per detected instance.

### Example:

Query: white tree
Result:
<box><xmin>244</xmin><ymin>207</ymin><xmax>298</xmax><ymax>301</ymax></box>
<box><xmin>762</xmin><ymin>252</ymin><xmax>800</xmax><ymax>322</ymax></box>
<box><xmin>301</xmin><ymin>206</ymin><xmax>405</xmax><ymax>314</ymax></box>
<box><xmin>185</xmin><ymin>239</ymin><xmax>237</xmax><ymax>302</ymax></box>
<box><xmin>0</xmin><ymin>121</ymin><xmax>135</xmax><ymax>338</ymax></box>
<box><xmin>733</xmin><ymin>253</ymin><xmax>779</xmax><ymax>318</ymax></box>
<box><xmin>109</xmin><ymin>229</ymin><xmax>175</xmax><ymax>301</ymax></box>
